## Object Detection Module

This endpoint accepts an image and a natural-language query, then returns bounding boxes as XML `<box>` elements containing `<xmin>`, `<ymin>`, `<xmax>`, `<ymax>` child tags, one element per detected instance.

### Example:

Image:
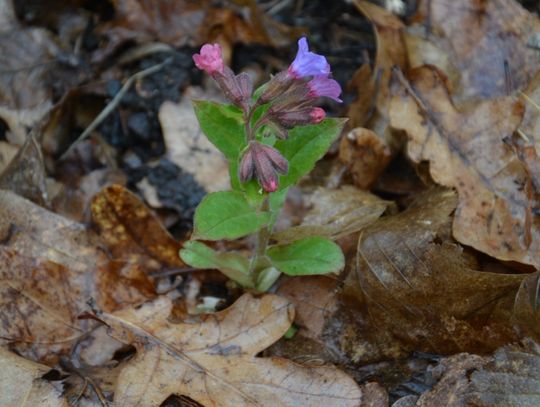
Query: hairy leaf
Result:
<box><xmin>180</xmin><ymin>241</ymin><xmax>253</xmax><ymax>287</ymax></box>
<box><xmin>192</xmin><ymin>100</ymin><xmax>245</xmax><ymax>161</ymax></box>
<box><xmin>193</xmin><ymin>191</ymin><xmax>270</xmax><ymax>240</ymax></box>
<box><xmin>267</xmin><ymin>236</ymin><xmax>345</xmax><ymax>276</ymax></box>
<box><xmin>275</xmin><ymin>118</ymin><xmax>347</xmax><ymax>189</ymax></box>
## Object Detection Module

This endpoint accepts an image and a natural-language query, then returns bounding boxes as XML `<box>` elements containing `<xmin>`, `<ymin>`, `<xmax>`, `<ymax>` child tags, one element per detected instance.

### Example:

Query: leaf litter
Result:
<box><xmin>4</xmin><ymin>0</ymin><xmax>540</xmax><ymax>405</ymax></box>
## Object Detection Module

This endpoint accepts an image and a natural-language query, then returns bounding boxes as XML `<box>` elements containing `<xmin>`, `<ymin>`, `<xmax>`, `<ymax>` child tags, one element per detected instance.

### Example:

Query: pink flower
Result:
<box><xmin>238</xmin><ymin>142</ymin><xmax>289</xmax><ymax>192</ymax></box>
<box><xmin>308</xmin><ymin>76</ymin><xmax>342</xmax><ymax>102</ymax></box>
<box><xmin>193</xmin><ymin>44</ymin><xmax>224</xmax><ymax>75</ymax></box>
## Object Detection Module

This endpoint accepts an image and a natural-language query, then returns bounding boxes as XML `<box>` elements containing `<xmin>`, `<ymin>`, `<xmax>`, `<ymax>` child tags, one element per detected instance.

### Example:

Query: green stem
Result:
<box><xmin>249</xmin><ymin>198</ymin><xmax>271</xmax><ymax>282</ymax></box>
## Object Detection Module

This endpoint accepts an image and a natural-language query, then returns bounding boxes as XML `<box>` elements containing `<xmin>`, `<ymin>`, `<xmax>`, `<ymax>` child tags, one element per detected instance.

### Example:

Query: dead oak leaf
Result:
<box><xmin>95</xmin><ymin>294</ymin><xmax>362</xmax><ymax>406</ymax></box>
<box><xmin>389</xmin><ymin>66</ymin><xmax>540</xmax><ymax>268</ymax></box>
<box><xmin>343</xmin><ymin>188</ymin><xmax>526</xmax><ymax>358</ymax></box>
<box><xmin>0</xmin><ymin>190</ymin><xmax>154</xmax><ymax>363</ymax></box>
<box><xmin>0</xmin><ymin>347</ymin><xmax>68</xmax><ymax>407</ymax></box>
<box><xmin>415</xmin><ymin>0</ymin><xmax>540</xmax><ymax>100</ymax></box>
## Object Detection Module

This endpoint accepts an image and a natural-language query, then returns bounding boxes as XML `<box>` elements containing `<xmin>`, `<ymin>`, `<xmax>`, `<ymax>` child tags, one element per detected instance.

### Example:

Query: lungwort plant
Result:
<box><xmin>180</xmin><ymin>38</ymin><xmax>347</xmax><ymax>292</ymax></box>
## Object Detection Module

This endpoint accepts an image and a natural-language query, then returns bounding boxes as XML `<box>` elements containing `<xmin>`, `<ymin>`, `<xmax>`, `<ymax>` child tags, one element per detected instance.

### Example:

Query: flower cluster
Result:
<box><xmin>193</xmin><ymin>37</ymin><xmax>342</xmax><ymax>192</ymax></box>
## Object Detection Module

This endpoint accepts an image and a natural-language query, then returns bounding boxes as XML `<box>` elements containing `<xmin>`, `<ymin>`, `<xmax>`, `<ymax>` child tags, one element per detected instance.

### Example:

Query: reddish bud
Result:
<box><xmin>238</xmin><ymin>142</ymin><xmax>288</xmax><ymax>193</ymax></box>
<box><xmin>310</xmin><ymin>107</ymin><xmax>325</xmax><ymax>123</ymax></box>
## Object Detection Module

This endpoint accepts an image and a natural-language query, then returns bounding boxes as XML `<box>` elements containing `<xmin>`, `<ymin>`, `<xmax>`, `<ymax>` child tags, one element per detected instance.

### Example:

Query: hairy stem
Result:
<box><xmin>249</xmin><ymin>198</ymin><xmax>271</xmax><ymax>283</ymax></box>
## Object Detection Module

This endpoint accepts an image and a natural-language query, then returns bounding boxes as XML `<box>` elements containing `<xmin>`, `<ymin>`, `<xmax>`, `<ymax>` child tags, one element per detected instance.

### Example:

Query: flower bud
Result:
<box><xmin>257</xmin><ymin>71</ymin><xmax>295</xmax><ymax>105</ymax></box>
<box><xmin>269</xmin><ymin>107</ymin><xmax>326</xmax><ymax>128</ymax></box>
<box><xmin>238</xmin><ymin>142</ymin><xmax>288</xmax><ymax>192</ymax></box>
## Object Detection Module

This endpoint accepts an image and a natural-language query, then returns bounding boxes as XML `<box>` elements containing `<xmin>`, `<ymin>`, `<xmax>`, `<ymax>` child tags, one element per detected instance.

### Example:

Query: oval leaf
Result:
<box><xmin>192</xmin><ymin>100</ymin><xmax>245</xmax><ymax>161</ymax></box>
<box><xmin>180</xmin><ymin>241</ymin><xmax>253</xmax><ymax>287</ymax></box>
<box><xmin>267</xmin><ymin>237</ymin><xmax>345</xmax><ymax>276</ymax></box>
<box><xmin>275</xmin><ymin>118</ymin><xmax>347</xmax><ymax>189</ymax></box>
<box><xmin>193</xmin><ymin>191</ymin><xmax>270</xmax><ymax>240</ymax></box>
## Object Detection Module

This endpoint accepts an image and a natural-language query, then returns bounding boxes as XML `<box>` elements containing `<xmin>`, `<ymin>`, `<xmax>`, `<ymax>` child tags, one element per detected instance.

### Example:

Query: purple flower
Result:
<box><xmin>308</xmin><ymin>75</ymin><xmax>342</xmax><ymax>102</ymax></box>
<box><xmin>238</xmin><ymin>142</ymin><xmax>288</xmax><ymax>192</ymax></box>
<box><xmin>288</xmin><ymin>38</ymin><xmax>330</xmax><ymax>78</ymax></box>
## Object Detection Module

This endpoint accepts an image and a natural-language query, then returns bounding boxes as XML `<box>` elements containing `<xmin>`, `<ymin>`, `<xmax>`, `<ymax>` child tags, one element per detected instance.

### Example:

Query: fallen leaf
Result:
<box><xmin>159</xmin><ymin>96</ymin><xmax>230</xmax><ymax>192</ymax></box>
<box><xmin>273</xmin><ymin>186</ymin><xmax>390</xmax><ymax>244</ymax></box>
<box><xmin>94</xmin><ymin>0</ymin><xmax>294</xmax><ymax>62</ymax></box>
<box><xmin>0</xmin><ymin>134</ymin><xmax>48</xmax><ymax>205</ymax></box>
<box><xmin>343</xmin><ymin>188</ymin><xmax>526</xmax><ymax>358</ymax></box>
<box><xmin>414</xmin><ymin>0</ymin><xmax>540</xmax><ymax>101</ymax></box>
<box><xmin>0</xmin><ymin>141</ymin><xmax>18</xmax><ymax>173</ymax></box>
<box><xmin>0</xmin><ymin>347</ymin><xmax>68</xmax><ymax>407</ymax></box>
<box><xmin>91</xmin><ymin>184</ymin><xmax>184</xmax><ymax>270</ymax></box>
<box><xmin>0</xmin><ymin>190</ymin><xmax>154</xmax><ymax>363</ymax></box>
<box><xmin>416</xmin><ymin>340</ymin><xmax>540</xmax><ymax>406</ymax></box>
<box><xmin>94</xmin><ymin>294</ymin><xmax>362</xmax><ymax>406</ymax></box>
<box><xmin>0</xmin><ymin>0</ymin><xmax>64</xmax><ymax>142</ymax></box>
<box><xmin>389</xmin><ymin>65</ymin><xmax>540</xmax><ymax>268</ymax></box>
<box><xmin>513</xmin><ymin>272</ymin><xmax>540</xmax><ymax>341</ymax></box>
<box><xmin>339</xmin><ymin>128</ymin><xmax>393</xmax><ymax>189</ymax></box>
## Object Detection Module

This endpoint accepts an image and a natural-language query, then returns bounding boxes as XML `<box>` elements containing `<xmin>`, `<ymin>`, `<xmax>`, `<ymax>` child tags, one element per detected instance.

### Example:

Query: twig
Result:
<box><xmin>148</xmin><ymin>267</ymin><xmax>199</xmax><ymax>278</ymax></box>
<box><xmin>60</xmin><ymin>58</ymin><xmax>172</xmax><ymax>160</ymax></box>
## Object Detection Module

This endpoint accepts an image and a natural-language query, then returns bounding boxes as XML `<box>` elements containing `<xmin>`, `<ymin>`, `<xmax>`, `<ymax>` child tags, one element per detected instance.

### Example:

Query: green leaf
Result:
<box><xmin>192</xmin><ymin>100</ymin><xmax>246</xmax><ymax>161</ymax></box>
<box><xmin>267</xmin><ymin>236</ymin><xmax>345</xmax><ymax>276</ymax></box>
<box><xmin>193</xmin><ymin>191</ymin><xmax>270</xmax><ymax>240</ymax></box>
<box><xmin>275</xmin><ymin>118</ymin><xmax>347</xmax><ymax>189</ymax></box>
<box><xmin>180</xmin><ymin>241</ymin><xmax>253</xmax><ymax>287</ymax></box>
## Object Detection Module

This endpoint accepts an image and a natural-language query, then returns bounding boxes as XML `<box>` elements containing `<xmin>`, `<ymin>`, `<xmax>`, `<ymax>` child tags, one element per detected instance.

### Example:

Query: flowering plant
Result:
<box><xmin>180</xmin><ymin>38</ymin><xmax>347</xmax><ymax>292</ymax></box>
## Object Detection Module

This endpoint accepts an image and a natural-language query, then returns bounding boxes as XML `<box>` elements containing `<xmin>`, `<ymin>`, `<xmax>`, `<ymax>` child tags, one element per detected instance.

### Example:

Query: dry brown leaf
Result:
<box><xmin>346</xmin><ymin>1</ymin><xmax>407</xmax><ymax>179</ymax></box>
<box><xmin>94</xmin><ymin>0</ymin><xmax>295</xmax><ymax>62</ymax></box>
<box><xmin>415</xmin><ymin>341</ymin><xmax>540</xmax><ymax>406</ymax></box>
<box><xmin>343</xmin><ymin>188</ymin><xmax>526</xmax><ymax>359</ymax></box>
<box><xmin>339</xmin><ymin>128</ymin><xmax>393</xmax><ymax>189</ymax></box>
<box><xmin>94</xmin><ymin>294</ymin><xmax>362</xmax><ymax>406</ymax></box>
<box><xmin>353</xmin><ymin>0</ymin><xmax>408</xmax><ymax>115</ymax></box>
<box><xmin>0</xmin><ymin>134</ymin><xmax>48</xmax><ymax>205</ymax></box>
<box><xmin>0</xmin><ymin>190</ymin><xmax>154</xmax><ymax>363</ymax></box>
<box><xmin>273</xmin><ymin>186</ymin><xmax>390</xmax><ymax>245</ymax></box>
<box><xmin>91</xmin><ymin>184</ymin><xmax>184</xmax><ymax>270</ymax></box>
<box><xmin>0</xmin><ymin>141</ymin><xmax>18</xmax><ymax>173</ymax></box>
<box><xmin>389</xmin><ymin>65</ymin><xmax>540</xmax><ymax>268</ymax></box>
<box><xmin>0</xmin><ymin>0</ymin><xmax>63</xmax><ymax>142</ymax></box>
<box><xmin>513</xmin><ymin>272</ymin><xmax>540</xmax><ymax>341</ymax></box>
<box><xmin>0</xmin><ymin>347</ymin><xmax>68</xmax><ymax>407</ymax></box>
<box><xmin>414</xmin><ymin>0</ymin><xmax>540</xmax><ymax>101</ymax></box>
<box><xmin>159</xmin><ymin>96</ymin><xmax>230</xmax><ymax>192</ymax></box>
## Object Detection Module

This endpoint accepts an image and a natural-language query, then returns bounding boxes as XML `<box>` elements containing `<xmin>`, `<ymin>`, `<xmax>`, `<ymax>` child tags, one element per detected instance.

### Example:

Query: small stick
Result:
<box><xmin>60</xmin><ymin>58</ymin><xmax>172</xmax><ymax>160</ymax></box>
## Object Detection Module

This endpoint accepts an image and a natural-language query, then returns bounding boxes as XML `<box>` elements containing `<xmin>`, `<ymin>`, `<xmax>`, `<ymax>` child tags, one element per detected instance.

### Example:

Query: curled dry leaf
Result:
<box><xmin>339</xmin><ymin>128</ymin><xmax>393</xmax><ymax>189</ymax></box>
<box><xmin>347</xmin><ymin>1</ymin><xmax>407</xmax><ymax>176</ymax></box>
<box><xmin>272</xmin><ymin>186</ymin><xmax>390</xmax><ymax>245</ymax></box>
<box><xmin>0</xmin><ymin>347</ymin><xmax>68</xmax><ymax>407</ymax></box>
<box><xmin>94</xmin><ymin>294</ymin><xmax>362</xmax><ymax>407</ymax></box>
<box><xmin>91</xmin><ymin>184</ymin><xmax>184</xmax><ymax>270</ymax></box>
<box><xmin>343</xmin><ymin>188</ymin><xmax>526</xmax><ymax>359</ymax></box>
<box><xmin>0</xmin><ymin>190</ymin><xmax>154</xmax><ymax>363</ymax></box>
<box><xmin>416</xmin><ymin>341</ymin><xmax>540</xmax><ymax>407</ymax></box>
<box><xmin>389</xmin><ymin>66</ymin><xmax>540</xmax><ymax>268</ymax></box>
<box><xmin>414</xmin><ymin>0</ymin><xmax>540</xmax><ymax>101</ymax></box>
